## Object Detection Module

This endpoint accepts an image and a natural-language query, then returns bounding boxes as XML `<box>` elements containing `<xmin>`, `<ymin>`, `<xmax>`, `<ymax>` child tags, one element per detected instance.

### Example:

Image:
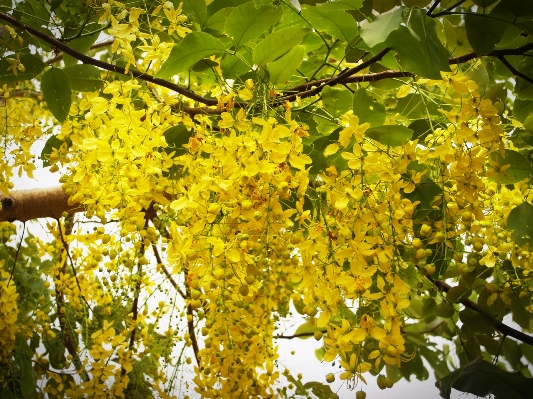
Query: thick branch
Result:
<box><xmin>45</xmin><ymin>39</ymin><xmax>114</xmax><ymax>65</ymax></box>
<box><xmin>0</xmin><ymin>12</ymin><xmax>217</xmax><ymax>106</ymax></box>
<box><xmin>0</xmin><ymin>186</ymin><xmax>80</xmax><ymax>223</ymax></box>
<box><xmin>430</xmin><ymin>276</ymin><xmax>533</xmax><ymax>346</ymax></box>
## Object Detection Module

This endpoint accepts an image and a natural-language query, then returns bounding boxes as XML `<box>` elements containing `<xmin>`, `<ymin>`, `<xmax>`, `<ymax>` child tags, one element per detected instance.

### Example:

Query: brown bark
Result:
<box><xmin>0</xmin><ymin>186</ymin><xmax>79</xmax><ymax>223</ymax></box>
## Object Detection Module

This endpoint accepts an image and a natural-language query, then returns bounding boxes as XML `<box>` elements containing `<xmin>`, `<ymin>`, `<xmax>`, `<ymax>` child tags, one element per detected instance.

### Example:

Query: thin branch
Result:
<box><xmin>45</xmin><ymin>39</ymin><xmax>114</xmax><ymax>65</ymax></box>
<box><xmin>427</xmin><ymin>0</ymin><xmax>466</xmax><ymax>17</ymax></box>
<box><xmin>56</xmin><ymin>218</ymin><xmax>93</xmax><ymax>313</ymax></box>
<box><xmin>429</xmin><ymin>276</ymin><xmax>533</xmax><ymax>347</ymax></box>
<box><xmin>10</xmin><ymin>90</ymin><xmax>41</xmax><ymax>99</ymax></box>
<box><xmin>7</xmin><ymin>222</ymin><xmax>25</xmax><ymax>286</ymax></box>
<box><xmin>55</xmin><ymin>217</ymin><xmax>90</xmax><ymax>381</ymax></box>
<box><xmin>449</xmin><ymin>42</ymin><xmax>533</xmax><ymax>64</ymax></box>
<box><xmin>152</xmin><ymin>243</ymin><xmax>187</xmax><ymax>299</ymax></box>
<box><xmin>426</xmin><ymin>0</ymin><xmax>442</xmax><ymax>17</ymax></box>
<box><xmin>0</xmin><ymin>11</ymin><xmax>217</xmax><ymax>106</ymax></box>
<box><xmin>497</xmin><ymin>55</ymin><xmax>533</xmax><ymax>85</ymax></box>
<box><xmin>275</xmin><ymin>331</ymin><xmax>326</xmax><ymax>340</ymax></box>
<box><xmin>284</xmin><ymin>70</ymin><xmax>414</xmax><ymax>96</ymax></box>
<box><xmin>276</xmin><ymin>48</ymin><xmax>391</xmax><ymax>104</ymax></box>
<box><xmin>184</xmin><ymin>264</ymin><xmax>200</xmax><ymax>365</ymax></box>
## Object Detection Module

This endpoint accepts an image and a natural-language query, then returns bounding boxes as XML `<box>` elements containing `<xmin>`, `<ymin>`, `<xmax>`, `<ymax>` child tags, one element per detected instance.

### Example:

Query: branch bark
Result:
<box><xmin>429</xmin><ymin>276</ymin><xmax>533</xmax><ymax>347</ymax></box>
<box><xmin>0</xmin><ymin>12</ymin><xmax>217</xmax><ymax>107</ymax></box>
<box><xmin>0</xmin><ymin>186</ymin><xmax>80</xmax><ymax>223</ymax></box>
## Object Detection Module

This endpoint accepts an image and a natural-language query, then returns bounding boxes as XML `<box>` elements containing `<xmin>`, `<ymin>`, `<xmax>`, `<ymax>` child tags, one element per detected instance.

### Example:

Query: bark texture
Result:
<box><xmin>0</xmin><ymin>186</ymin><xmax>78</xmax><ymax>222</ymax></box>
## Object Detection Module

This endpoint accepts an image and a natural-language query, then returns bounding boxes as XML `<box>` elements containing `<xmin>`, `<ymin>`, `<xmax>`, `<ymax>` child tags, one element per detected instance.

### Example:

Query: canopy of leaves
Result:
<box><xmin>0</xmin><ymin>0</ymin><xmax>533</xmax><ymax>398</ymax></box>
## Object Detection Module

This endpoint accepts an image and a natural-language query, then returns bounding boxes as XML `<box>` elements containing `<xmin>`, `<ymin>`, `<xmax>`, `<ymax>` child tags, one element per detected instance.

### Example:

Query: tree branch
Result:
<box><xmin>55</xmin><ymin>218</ymin><xmax>90</xmax><ymax>381</ymax></box>
<box><xmin>448</xmin><ymin>42</ymin><xmax>533</xmax><ymax>64</ymax></box>
<box><xmin>45</xmin><ymin>39</ymin><xmax>115</xmax><ymax>65</ymax></box>
<box><xmin>152</xmin><ymin>243</ymin><xmax>187</xmax><ymax>300</ymax></box>
<box><xmin>283</xmin><ymin>70</ymin><xmax>414</xmax><ymax>96</ymax></box>
<box><xmin>275</xmin><ymin>331</ymin><xmax>326</xmax><ymax>339</ymax></box>
<box><xmin>276</xmin><ymin>48</ymin><xmax>392</xmax><ymax>104</ymax></box>
<box><xmin>0</xmin><ymin>12</ymin><xmax>217</xmax><ymax>107</ymax></box>
<box><xmin>429</xmin><ymin>276</ymin><xmax>533</xmax><ymax>347</ymax></box>
<box><xmin>0</xmin><ymin>186</ymin><xmax>80</xmax><ymax>223</ymax></box>
<box><xmin>184</xmin><ymin>265</ymin><xmax>200</xmax><ymax>365</ymax></box>
<box><xmin>496</xmin><ymin>55</ymin><xmax>533</xmax><ymax>85</ymax></box>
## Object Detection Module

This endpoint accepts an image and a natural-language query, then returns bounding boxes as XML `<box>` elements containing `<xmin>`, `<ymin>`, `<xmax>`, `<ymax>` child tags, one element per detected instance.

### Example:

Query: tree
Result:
<box><xmin>0</xmin><ymin>0</ymin><xmax>533</xmax><ymax>397</ymax></box>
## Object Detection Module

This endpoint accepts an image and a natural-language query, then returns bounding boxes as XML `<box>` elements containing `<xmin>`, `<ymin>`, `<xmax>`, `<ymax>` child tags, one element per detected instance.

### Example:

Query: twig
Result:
<box><xmin>497</xmin><ymin>55</ymin><xmax>533</xmax><ymax>84</ymax></box>
<box><xmin>449</xmin><ymin>42</ymin><xmax>533</xmax><ymax>64</ymax></box>
<box><xmin>427</xmin><ymin>0</ymin><xmax>466</xmax><ymax>17</ymax></box>
<box><xmin>284</xmin><ymin>70</ymin><xmax>414</xmax><ymax>96</ymax></box>
<box><xmin>0</xmin><ymin>12</ymin><xmax>217</xmax><ymax>106</ymax></box>
<box><xmin>55</xmin><ymin>217</ymin><xmax>90</xmax><ymax>381</ymax></box>
<box><xmin>152</xmin><ymin>243</ymin><xmax>187</xmax><ymax>299</ymax></box>
<box><xmin>426</xmin><ymin>0</ymin><xmax>442</xmax><ymax>17</ymax></box>
<box><xmin>276</xmin><ymin>48</ymin><xmax>391</xmax><ymax>104</ymax></box>
<box><xmin>275</xmin><ymin>331</ymin><xmax>326</xmax><ymax>339</ymax></box>
<box><xmin>56</xmin><ymin>218</ymin><xmax>93</xmax><ymax>313</ymax></box>
<box><xmin>7</xmin><ymin>222</ymin><xmax>25</xmax><ymax>286</ymax></box>
<box><xmin>429</xmin><ymin>276</ymin><xmax>533</xmax><ymax>346</ymax></box>
<box><xmin>184</xmin><ymin>264</ymin><xmax>200</xmax><ymax>365</ymax></box>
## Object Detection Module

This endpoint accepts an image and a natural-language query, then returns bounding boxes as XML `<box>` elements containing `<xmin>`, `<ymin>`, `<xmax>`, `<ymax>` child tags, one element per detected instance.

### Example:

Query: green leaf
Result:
<box><xmin>489</xmin><ymin>149</ymin><xmax>532</xmax><ymax>184</ymax></box>
<box><xmin>352</xmin><ymin>88</ymin><xmax>386</xmax><ymax>127</ymax></box>
<box><xmin>220</xmin><ymin>48</ymin><xmax>252</xmax><ymax>78</ymax></box>
<box><xmin>402</xmin><ymin>0</ymin><xmax>432</xmax><ymax>6</ymax></box>
<box><xmin>372</xmin><ymin>0</ymin><xmax>400</xmax><ymax>13</ymax></box>
<box><xmin>207</xmin><ymin>0</ymin><xmax>249</xmax><ymax>17</ymax></box>
<box><xmin>156</xmin><ymin>32</ymin><xmax>226</xmax><ymax>79</ymax></box>
<box><xmin>394</xmin><ymin>93</ymin><xmax>441</xmax><ymax>120</ymax></box>
<box><xmin>386</xmin><ymin>10</ymin><xmax>451</xmax><ymax>79</ymax></box>
<box><xmin>267</xmin><ymin>45</ymin><xmax>305</xmax><ymax>85</ymax></box>
<box><xmin>321</xmin><ymin>86</ymin><xmax>353</xmax><ymax>117</ymax></box>
<box><xmin>63</xmin><ymin>24</ymin><xmax>100</xmax><ymax>67</ymax></box>
<box><xmin>471</xmin><ymin>0</ymin><xmax>498</xmax><ymax>7</ymax></box>
<box><xmin>403</xmin><ymin>175</ymin><xmax>442</xmax><ymax>220</ymax></box>
<box><xmin>205</xmin><ymin>7</ymin><xmax>235</xmax><ymax>32</ymax></box>
<box><xmin>483</xmin><ymin>82</ymin><xmax>507</xmax><ymax>104</ymax></box>
<box><xmin>50</xmin><ymin>0</ymin><xmax>63</xmax><ymax>10</ymax></box>
<box><xmin>41</xmin><ymin>67</ymin><xmax>72</xmax><ymax>123</ymax></box>
<box><xmin>437</xmin><ymin>357</ymin><xmax>533</xmax><ymax>399</ymax></box>
<box><xmin>253</xmin><ymin>27</ymin><xmax>308</xmax><ymax>65</ymax></box>
<box><xmin>507</xmin><ymin>202</ymin><xmax>533</xmax><ymax>249</ymax></box>
<box><xmin>43</xmin><ymin>336</ymin><xmax>67</xmax><ymax>370</ymax></box>
<box><xmin>317</xmin><ymin>0</ymin><xmax>364</xmax><ymax>10</ymax></box>
<box><xmin>301</xmin><ymin>5</ymin><xmax>358</xmax><ymax>42</ymax></box>
<box><xmin>293</xmin><ymin>321</ymin><xmax>324</xmax><ymax>338</ymax></box>
<box><xmin>360</xmin><ymin>7</ymin><xmax>403</xmax><ymax>47</ymax></box>
<box><xmin>365</xmin><ymin>125</ymin><xmax>413</xmax><ymax>147</ymax></box>
<box><xmin>16</xmin><ymin>350</ymin><xmax>37</xmax><ymax>397</ymax></box>
<box><xmin>226</xmin><ymin>3</ymin><xmax>283</xmax><ymax>47</ymax></box>
<box><xmin>434</xmin><ymin>302</ymin><xmax>454</xmax><ymax>318</ymax></box>
<box><xmin>446</xmin><ymin>286</ymin><xmax>471</xmax><ymax>303</ymax></box>
<box><xmin>514</xmin><ymin>99</ymin><xmax>533</xmax><ymax>123</ymax></box>
<box><xmin>163</xmin><ymin>125</ymin><xmax>194</xmax><ymax>156</ymax></box>
<box><xmin>180</xmin><ymin>0</ymin><xmax>208</xmax><ymax>27</ymax></box>
<box><xmin>40</xmin><ymin>135</ymin><xmax>65</xmax><ymax>167</ymax></box>
<box><xmin>303</xmin><ymin>381</ymin><xmax>337</xmax><ymax>399</ymax></box>
<box><xmin>63</xmin><ymin>64</ymin><xmax>103</xmax><ymax>92</ymax></box>
<box><xmin>0</xmin><ymin>54</ymin><xmax>45</xmax><ymax>83</ymax></box>
<box><xmin>465</xmin><ymin>14</ymin><xmax>506</xmax><ymax>56</ymax></box>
